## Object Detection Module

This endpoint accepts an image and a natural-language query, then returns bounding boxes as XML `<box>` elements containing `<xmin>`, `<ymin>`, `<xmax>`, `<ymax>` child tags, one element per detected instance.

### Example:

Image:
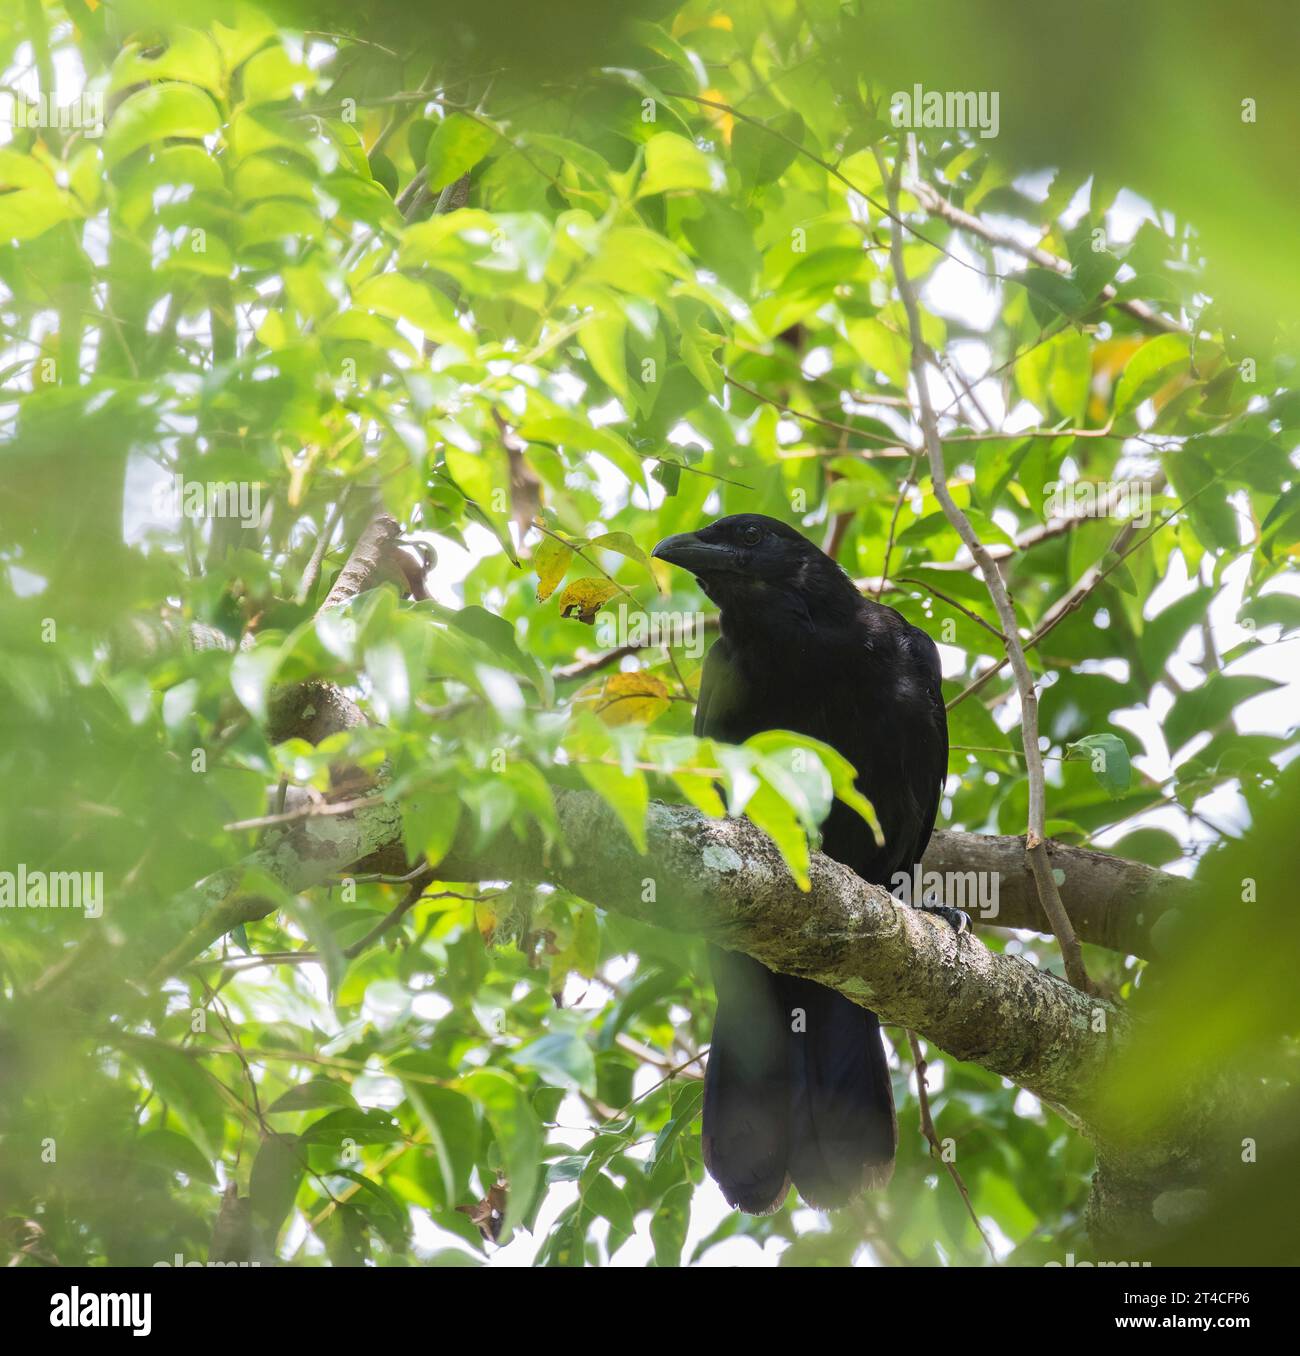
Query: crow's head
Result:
<box><xmin>652</xmin><ymin>514</ymin><xmax>857</xmax><ymax>623</ymax></box>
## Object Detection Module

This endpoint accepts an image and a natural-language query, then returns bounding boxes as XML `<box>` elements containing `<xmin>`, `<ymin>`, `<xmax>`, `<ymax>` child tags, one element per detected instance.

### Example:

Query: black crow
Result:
<box><xmin>652</xmin><ymin>513</ymin><xmax>960</xmax><ymax>1214</ymax></box>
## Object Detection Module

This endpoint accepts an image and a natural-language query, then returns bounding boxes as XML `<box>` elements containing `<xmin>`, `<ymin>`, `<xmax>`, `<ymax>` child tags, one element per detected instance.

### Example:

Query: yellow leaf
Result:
<box><xmin>558</xmin><ymin>577</ymin><xmax>620</xmax><ymax>624</ymax></box>
<box><xmin>533</xmin><ymin>535</ymin><xmax>574</xmax><ymax>602</ymax></box>
<box><xmin>699</xmin><ymin>87</ymin><xmax>734</xmax><ymax>144</ymax></box>
<box><xmin>475</xmin><ymin>899</ymin><xmax>498</xmax><ymax>945</ymax></box>
<box><xmin>1089</xmin><ymin>336</ymin><xmax>1146</xmax><ymax>422</ymax></box>
<box><xmin>1091</xmin><ymin>336</ymin><xmax>1145</xmax><ymax>382</ymax></box>
<box><xmin>575</xmin><ymin>671</ymin><xmax>671</xmax><ymax>727</ymax></box>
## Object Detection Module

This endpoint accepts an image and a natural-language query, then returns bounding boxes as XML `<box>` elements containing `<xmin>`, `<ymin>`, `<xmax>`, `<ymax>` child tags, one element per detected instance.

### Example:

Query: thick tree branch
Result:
<box><xmin>280</xmin><ymin>788</ymin><xmax>1131</xmax><ymax>1128</ymax></box>
<box><xmin>921</xmin><ymin>830</ymin><xmax>1189</xmax><ymax>959</ymax></box>
<box><xmin>320</xmin><ymin>511</ymin><xmax>402</xmax><ymax>610</ymax></box>
<box><xmin>158</xmin><ymin>775</ymin><xmax>1192</xmax><ymax>1133</ymax></box>
<box><xmin>204</xmin><ymin>791</ymin><xmax>1191</xmax><ymax>958</ymax></box>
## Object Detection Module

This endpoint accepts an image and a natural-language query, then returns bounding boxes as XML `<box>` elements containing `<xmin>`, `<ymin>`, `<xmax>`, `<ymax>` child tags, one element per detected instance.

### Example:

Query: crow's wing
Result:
<box><xmin>693</xmin><ymin>634</ymin><xmax>745</xmax><ymax>742</ymax></box>
<box><xmin>901</xmin><ymin>620</ymin><xmax>948</xmax><ymax>867</ymax></box>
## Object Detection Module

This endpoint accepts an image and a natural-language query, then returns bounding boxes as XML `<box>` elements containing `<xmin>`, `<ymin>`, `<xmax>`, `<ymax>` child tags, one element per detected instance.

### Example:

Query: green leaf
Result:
<box><xmin>299</xmin><ymin>1108</ymin><xmax>406</xmax><ymax>1145</ymax></box>
<box><xmin>130</xmin><ymin>1044</ymin><xmax>226</xmax><ymax>1160</ymax></box>
<box><xmin>514</xmin><ymin>1032</ymin><xmax>598</xmax><ymax>1095</ymax></box>
<box><xmin>0</xmin><ymin>152</ymin><xmax>81</xmax><ymax>240</ymax></box>
<box><xmin>229</xmin><ymin>641</ymin><xmax>283</xmax><ymax>723</ymax></box>
<box><xmin>450</xmin><ymin>604</ymin><xmax>528</xmax><ymax>673</ymax></box>
<box><xmin>1164</xmin><ymin>675</ymin><xmax>1280</xmax><ymax>754</ymax></box>
<box><xmin>650</xmin><ymin>1182</ymin><xmax>692</xmax><ymax>1267</ymax></box>
<box><xmin>748</xmin><ymin>735</ymin><xmax>833</xmax><ymax>831</ymax></box>
<box><xmin>588</xmin><ymin>531</ymin><xmax>649</xmax><ymax>569</ymax></box>
<box><xmin>782</xmin><ymin>246</ymin><xmax>869</xmax><ymax>295</ymax></box>
<box><xmin>637</xmin><ymin>132</ymin><xmax>715</xmax><ymax>197</ymax></box>
<box><xmin>443</xmin><ymin>446</ymin><xmax>493</xmax><ymax>507</ymax></box>
<box><xmin>135</xmin><ymin>1129</ymin><xmax>218</xmax><ymax>1185</ymax></box>
<box><xmin>426</xmin><ymin>1248</ymin><xmax>483</xmax><ymax>1266</ymax></box>
<box><xmin>1164</xmin><ymin>449</ymin><xmax>1240</xmax><ymax>553</ymax></box>
<box><xmin>649</xmin><ymin>1081</ymin><xmax>704</xmax><ymax>1169</ymax></box>
<box><xmin>744</xmin><ymin>780</ymin><xmax>811</xmax><ymax>890</ymax></box>
<box><xmin>731</xmin><ymin>111</ymin><xmax>803</xmax><ymax>187</ymax></box>
<box><xmin>580</xmin><ymin>307</ymin><xmax>629</xmax><ymax>399</ymax></box>
<box><xmin>352</xmin><ymin>273</ymin><xmax>463</xmax><ymax>348</ymax></box>
<box><xmin>110</xmin><ymin>28</ymin><xmax>225</xmax><ymax>96</ymax></box>
<box><xmin>1072</xmin><ymin>247</ymin><xmax>1122</xmax><ymax>303</ymax></box>
<box><xmin>1139</xmin><ymin>586</ymin><xmax>1214</xmax><ymax>678</ymax></box>
<box><xmin>1111</xmin><ymin>828</ymin><xmax>1184</xmax><ymax>868</ymax></box>
<box><xmin>1259</xmin><ymin>485</ymin><xmax>1300</xmax><ymax>559</ymax></box>
<box><xmin>404</xmin><ymin>1083</ymin><xmax>479</xmax><ymax>1208</ymax></box>
<box><xmin>682</xmin><ymin>199</ymin><xmax>761</xmax><ymax>294</ymax></box>
<box><xmin>1113</xmin><ymin>334</ymin><xmax>1190</xmax><ymax>415</ymax></box>
<box><xmin>364</xmin><ymin>638</ymin><xmax>412</xmax><ymax>721</ymax></box>
<box><xmin>678</xmin><ymin>315</ymin><xmax>723</xmax><ymax>396</ymax></box>
<box><xmin>105</xmin><ymin>83</ymin><xmax>222</xmax><ymax>167</ymax></box>
<box><xmin>457</xmin><ymin>1069</ymin><xmax>542</xmax><ymax>1241</ymax></box>
<box><xmin>652</xmin><ymin>460</ymin><xmax>682</xmax><ymax>495</ymax></box>
<box><xmin>249</xmin><ymin>1133</ymin><xmax>303</xmax><ymax>1242</ymax></box>
<box><xmin>267</xmin><ymin>1080</ymin><xmax>356</xmax><ymax>1115</ymax></box>
<box><xmin>241</xmin><ymin>45</ymin><xmax>313</xmax><ymax>105</ymax></box>
<box><xmin>425</xmin><ymin>113</ymin><xmax>497</xmax><ymax>191</ymax></box>
<box><xmin>402</xmin><ymin>791</ymin><xmax>462</xmax><ymax>870</ymax></box>
<box><xmin>578</xmin><ymin>760</ymin><xmax>649</xmax><ymax>852</ymax></box>
<box><xmin>1017</xmin><ymin>268</ymin><xmax>1087</xmax><ymax>325</ymax></box>
<box><xmin>582</xmin><ymin>1170</ymin><xmax>636</xmax><ymax>1242</ymax></box>
<box><xmin>519</xmin><ymin>415</ymin><xmax>645</xmax><ymax>485</ymax></box>
<box><xmin>1065</xmin><ymin>733</ymin><xmax>1131</xmax><ymax>797</ymax></box>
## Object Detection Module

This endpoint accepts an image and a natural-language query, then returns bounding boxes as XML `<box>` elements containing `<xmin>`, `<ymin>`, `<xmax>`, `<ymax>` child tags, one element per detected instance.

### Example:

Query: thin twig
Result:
<box><xmin>910</xmin><ymin>180</ymin><xmax>1185</xmax><ymax>337</ymax></box>
<box><xmin>342</xmin><ymin>883</ymin><xmax>499</xmax><ymax>959</ymax></box>
<box><xmin>894</xmin><ymin>576</ymin><xmax>1006</xmax><ymax>642</ymax></box>
<box><xmin>876</xmin><ymin>454</ymin><xmax>920</xmax><ymax>598</ymax></box>
<box><xmin>224</xmin><ymin>794</ymin><xmax>387</xmax><ymax>834</ymax></box>
<box><xmin>295</xmin><ymin>487</ymin><xmax>351</xmax><ymax>606</ymax></box>
<box><xmin>941</xmin><ymin>422</ymin><xmax>1114</xmax><ymax>442</ymax></box>
<box><xmin>727</xmin><ymin>375</ymin><xmax>917</xmax><ymax>453</ymax></box>
<box><xmin>881</xmin><ymin>141</ymin><xmax>1090</xmax><ymax>993</ymax></box>
<box><xmin>943</xmin><ymin>461</ymin><xmax>1283</xmax><ymax>715</ymax></box>
<box><xmin>906</xmin><ymin>1030</ymin><xmax>998</xmax><ymax>1265</ymax></box>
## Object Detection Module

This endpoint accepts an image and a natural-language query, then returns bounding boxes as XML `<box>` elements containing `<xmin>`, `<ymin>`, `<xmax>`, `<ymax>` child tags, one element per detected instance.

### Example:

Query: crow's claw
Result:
<box><xmin>917</xmin><ymin>902</ymin><xmax>971</xmax><ymax>935</ymax></box>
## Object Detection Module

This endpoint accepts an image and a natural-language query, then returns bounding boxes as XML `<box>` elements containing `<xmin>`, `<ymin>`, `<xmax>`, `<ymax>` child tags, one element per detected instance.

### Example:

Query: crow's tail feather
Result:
<box><xmin>701</xmin><ymin>946</ymin><xmax>791</xmax><ymax>1214</ymax></box>
<box><xmin>782</xmin><ymin>976</ymin><xmax>897</xmax><ymax>1209</ymax></box>
<box><xmin>702</xmin><ymin>950</ymin><xmax>896</xmax><ymax>1214</ymax></box>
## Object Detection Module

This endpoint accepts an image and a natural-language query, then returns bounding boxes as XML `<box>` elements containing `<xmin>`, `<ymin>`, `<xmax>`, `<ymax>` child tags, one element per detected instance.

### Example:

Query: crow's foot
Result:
<box><xmin>916</xmin><ymin>902</ymin><xmax>971</xmax><ymax>935</ymax></box>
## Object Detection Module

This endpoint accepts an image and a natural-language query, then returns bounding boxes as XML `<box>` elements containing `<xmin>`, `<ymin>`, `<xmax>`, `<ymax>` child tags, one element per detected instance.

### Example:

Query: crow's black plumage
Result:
<box><xmin>652</xmin><ymin>513</ymin><xmax>951</xmax><ymax>1214</ymax></box>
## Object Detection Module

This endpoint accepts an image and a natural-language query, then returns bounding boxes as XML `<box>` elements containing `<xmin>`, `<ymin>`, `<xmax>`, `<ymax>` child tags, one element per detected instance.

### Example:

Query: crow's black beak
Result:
<box><xmin>651</xmin><ymin>532</ymin><xmax>737</xmax><ymax>574</ymax></box>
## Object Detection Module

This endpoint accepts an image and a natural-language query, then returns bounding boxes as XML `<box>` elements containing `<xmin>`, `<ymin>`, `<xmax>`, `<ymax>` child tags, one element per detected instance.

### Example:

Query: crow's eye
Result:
<box><xmin>740</xmin><ymin>524</ymin><xmax>763</xmax><ymax>546</ymax></box>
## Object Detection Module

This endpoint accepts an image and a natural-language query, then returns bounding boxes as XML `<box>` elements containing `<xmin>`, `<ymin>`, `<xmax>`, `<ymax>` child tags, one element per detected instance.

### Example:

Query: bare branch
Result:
<box><xmin>910</xmin><ymin>180</ymin><xmax>1185</xmax><ymax>337</ymax></box>
<box><xmin>906</xmin><ymin>1029</ymin><xmax>998</xmax><ymax>1264</ymax></box>
<box><xmin>320</xmin><ymin>512</ymin><xmax>403</xmax><ymax>611</ymax></box>
<box><xmin>295</xmin><ymin>487</ymin><xmax>351</xmax><ymax>606</ymax></box>
<box><xmin>881</xmin><ymin>144</ymin><xmax>1090</xmax><ymax>993</ymax></box>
